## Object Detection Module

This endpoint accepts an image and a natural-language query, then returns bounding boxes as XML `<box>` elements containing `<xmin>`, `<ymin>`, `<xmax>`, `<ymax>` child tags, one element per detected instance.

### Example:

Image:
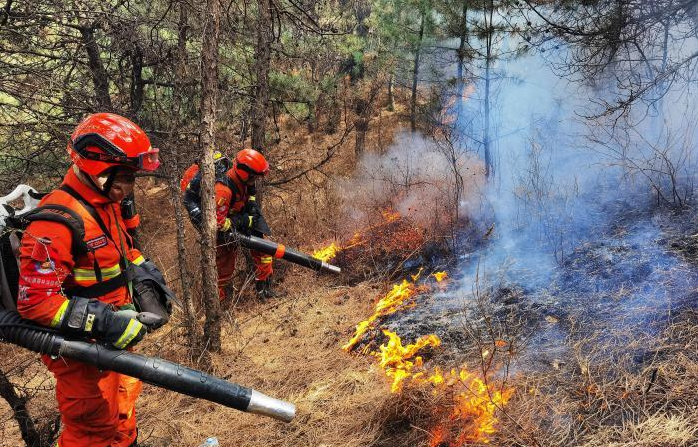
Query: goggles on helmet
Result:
<box><xmin>236</xmin><ymin>161</ymin><xmax>267</xmax><ymax>177</ymax></box>
<box><xmin>70</xmin><ymin>133</ymin><xmax>160</xmax><ymax>172</ymax></box>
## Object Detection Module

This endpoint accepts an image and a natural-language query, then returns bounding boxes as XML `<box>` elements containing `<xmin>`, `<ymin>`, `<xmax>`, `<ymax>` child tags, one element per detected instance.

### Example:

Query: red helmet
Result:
<box><xmin>67</xmin><ymin>113</ymin><xmax>160</xmax><ymax>176</ymax></box>
<box><xmin>233</xmin><ymin>149</ymin><xmax>269</xmax><ymax>181</ymax></box>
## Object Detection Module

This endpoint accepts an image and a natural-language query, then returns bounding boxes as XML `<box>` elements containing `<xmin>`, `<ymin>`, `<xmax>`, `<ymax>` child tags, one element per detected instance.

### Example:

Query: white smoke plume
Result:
<box><xmin>334</xmin><ymin>131</ymin><xmax>486</xmax><ymax>235</ymax></box>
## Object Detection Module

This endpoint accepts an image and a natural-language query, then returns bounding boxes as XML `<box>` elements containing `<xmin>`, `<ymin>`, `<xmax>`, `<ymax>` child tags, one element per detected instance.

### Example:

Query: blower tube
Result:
<box><xmin>0</xmin><ymin>309</ymin><xmax>295</xmax><ymax>423</ymax></box>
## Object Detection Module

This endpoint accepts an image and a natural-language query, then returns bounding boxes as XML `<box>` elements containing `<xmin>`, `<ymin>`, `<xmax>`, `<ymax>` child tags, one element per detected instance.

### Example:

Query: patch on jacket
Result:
<box><xmin>34</xmin><ymin>260</ymin><xmax>55</xmax><ymax>274</ymax></box>
<box><xmin>86</xmin><ymin>235</ymin><xmax>108</xmax><ymax>250</ymax></box>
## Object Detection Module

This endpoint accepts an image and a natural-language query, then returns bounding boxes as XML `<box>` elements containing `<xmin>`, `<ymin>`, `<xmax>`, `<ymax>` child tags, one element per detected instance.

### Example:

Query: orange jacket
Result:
<box><xmin>180</xmin><ymin>163</ymin><xmax>199</xmax><ymax>193</ymax></box>
<box><xmin>17</xmin><ymin>168</ymin><xmax>144</xmax><ymax>328</ymax></box>
<box><xmin>215</xmin><ymin>169</ymin><xmax>251</xmax><ymax>230</ymax></box>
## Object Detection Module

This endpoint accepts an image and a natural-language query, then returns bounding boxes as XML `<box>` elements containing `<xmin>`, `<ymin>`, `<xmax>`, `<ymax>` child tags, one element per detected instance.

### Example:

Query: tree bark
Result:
<box><xmin>387</xmin><ymin>74</ymin><xmax>394</xmax><ymax>111</ymax></box>
<box><xmin>410</xmin><ymin>11</ymin><xmax>425</xmax><ymax>132</ymax></box>
<box><xmin>79</xmin><ymin>25</ymin><xmax>113</xmax><ymax>111</ymax></box>
<box><xmin>129</xmin><ymin>43</ymin><xmax>145</xmax><ymax>117</ymax></box>
<box><xmin>456</xmin><ymin>1</ymin><xmax>468</xmax><ymax>121</ymax></box>
<box><xmin>170</xmin><ymin>0</ymin><xmax>199</xmax><ymax>353</ymax></box>
<box><xmin>251</xmin><ymin>0</ymin><xmax>272</xmax><ymax>150</ymax></box>
<box><xmin>483</xmin><ymin>0</ymin><xmax>493</xmax><ymax>178</ymax></box>
<box><xmin>199</xmin><ymin>0</ymin><xmax>222</xmax><ymax>353</ymax></box>
<box><xmin>354</xmin><ymin>97</ymin><xmax>369</xmax><ymax>157</ymax></box>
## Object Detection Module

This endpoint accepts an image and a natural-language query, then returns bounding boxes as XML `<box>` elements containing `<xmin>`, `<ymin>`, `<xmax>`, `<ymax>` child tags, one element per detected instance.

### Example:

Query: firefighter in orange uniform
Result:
<box><xmin>17</xmin><ymin>113</ymin><xmax>166</xmax><ymax>447</ymax></box>
<box><xmin>215</xmin><ymin>149</ymin><xmax>275</xmax><ymax>299</ymax></box>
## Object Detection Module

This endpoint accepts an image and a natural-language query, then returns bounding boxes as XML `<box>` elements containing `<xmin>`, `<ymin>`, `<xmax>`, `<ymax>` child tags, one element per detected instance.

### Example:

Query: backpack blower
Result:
<box><xmin>0</xmin><ymin>185</ymin><xmax>295</xmax><ymax>423</ymax></box>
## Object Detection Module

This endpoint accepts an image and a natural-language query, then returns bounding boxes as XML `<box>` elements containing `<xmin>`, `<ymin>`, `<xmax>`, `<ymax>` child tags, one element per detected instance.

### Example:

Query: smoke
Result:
<box><xmin>362</xmin><ymin>8</ymin><xmax>698</xmax><ymax>367</ymax></box>
<box><xmin>335</xmin><ymin>6</ymin><xmax>698</xmax><ymax>352</ymax></box>
<box><xmin>334</xmin><ymin>132</ymin><xmax>486</xmax><ymax>234</ymax></box>
<box><xmin>445</xmin><ymin>23</ymin><xmax>698</xmax><ymax>290</ymax></box>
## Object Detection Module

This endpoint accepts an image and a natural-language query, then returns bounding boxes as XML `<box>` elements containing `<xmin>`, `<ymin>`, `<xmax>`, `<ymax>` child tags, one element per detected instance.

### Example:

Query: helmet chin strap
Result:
<box><xmin>101</xmin><ymin>169</ymin><xmax>117</xmax><ymax>196</ymax></box>
<box><xmin>79</xmin><ymin>167</ymin><xmax>117</xmax><ymax>198</ymax></box>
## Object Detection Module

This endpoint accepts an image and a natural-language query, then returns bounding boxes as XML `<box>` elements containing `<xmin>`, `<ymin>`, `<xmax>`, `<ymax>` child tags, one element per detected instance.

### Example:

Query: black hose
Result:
<box><xmin>0</xmin><ymin>310</ymin><xmax>61</xmax><ymax>355</ymax></box>
<box><xmin>0</xmin><ymin>309</ymin><xmax>295</xmax><ymax>422</ymax></box>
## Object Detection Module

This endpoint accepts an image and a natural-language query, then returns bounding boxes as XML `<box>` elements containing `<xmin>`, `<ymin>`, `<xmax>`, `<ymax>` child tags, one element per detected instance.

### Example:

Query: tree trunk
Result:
<box><xmin>483</xmin><ymin>0</ymin><xmax>493</xmax><ymax>178</ymax></box>
<box><xmin>354</xmin><ymin>97</ymin><xmax>369</xmax><ymax>157</ymax></box>
<box><xmin>325</xmin><ymin>88</ymin><xmax>340</xmax><ymax>134</ymax></box>
<box><xmin>387</xmin><ymin>75</ymin><xmax>395</xmax><ymax>111</ymax></box>
<box><xmin>355</xmin><ymin>0</ymin><xmax>370</xmax><ymax>39</ymax></box>
<box><xmin>79</xmin><ymin>26</ymin><xmax>112</xmax><ymax>111</ymax></box>
<box><xmin>410</xmin><ymin>12</ymin><xmax>425</xmax><ymax>132</ymax></box>
<box><xmin>251</xmin><ymin>0</ymin><xmax>272</xmax><ymax>150</ymax></box>
<box><xmin>456</xmin><ymin>1</ymin><xmax>468</xmax><ymax>120</ymax></box>
<box><xmin>199</xmin><ymin>0</ymin><xmax>222</xmax><ymax>353</ymax></box>
<box><xmin>129</xmin><ymin>43</ymin><xmax>145</xmax><ymax>117</ymax></box>
<box><xmin>170</xmin><ymin>0</ymin><xmax>199</xmax><ymax>353</ymax></box>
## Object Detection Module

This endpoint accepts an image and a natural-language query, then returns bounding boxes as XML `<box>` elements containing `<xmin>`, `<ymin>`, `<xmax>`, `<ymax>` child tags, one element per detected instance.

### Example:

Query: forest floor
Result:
<box><xmin>2</xmin><ymin>102</ymin><xmax>698</xmax><ymax>447</ymax></box>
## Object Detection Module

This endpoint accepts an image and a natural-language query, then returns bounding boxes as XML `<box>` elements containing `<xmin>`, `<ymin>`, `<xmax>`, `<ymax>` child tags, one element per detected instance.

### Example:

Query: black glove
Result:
<box><xmin>242</xmin><ymin>197</ymin><xmax>271</xmax><ymax>236</ymax></box>
<box><xmin>60</xmin><ymin>297</ymin><xmax>147</xmax><ymax>349</ymax></box>
<box><xmin>132</xmin><ymin>280</ymin><xmax>169</xmax><ymax>330</ymax></box>
<box><xmin>244</xmin><ymin>197</ymin><xmax>262</xmax><ymax>217</ymax></box>
<box><xmin>232</xmin><ymin>212</ymin><xmax>257</xmax><ymax>235</ymax></box>
<box><xmin>129</xmin><ymin>260</ymin><xmax>176</xmax><ymax>331</ymax></box>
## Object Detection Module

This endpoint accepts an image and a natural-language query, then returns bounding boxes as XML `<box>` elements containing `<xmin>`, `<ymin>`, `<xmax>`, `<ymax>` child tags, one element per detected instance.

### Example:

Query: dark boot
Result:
<box><xmin>255</xmin><ymin>278</ymin><xmax>280</xmax><ymax>300</ymax></box>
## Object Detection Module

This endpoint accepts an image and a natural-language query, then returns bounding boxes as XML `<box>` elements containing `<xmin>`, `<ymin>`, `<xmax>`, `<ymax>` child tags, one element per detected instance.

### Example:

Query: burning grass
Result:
<box><xmin>343</xmin><ymin>272</ymin><xmax>515</xmax><ymax>445</ymax></box>
<box><xmin>342</xmin><ymin>279</ymin><xmax>421</xmax><ymax>352</ymax></box>
<box><xmin>311</xmin><ymin>208</ymin><xmax>451</xmax><ymax>285</ymax></box>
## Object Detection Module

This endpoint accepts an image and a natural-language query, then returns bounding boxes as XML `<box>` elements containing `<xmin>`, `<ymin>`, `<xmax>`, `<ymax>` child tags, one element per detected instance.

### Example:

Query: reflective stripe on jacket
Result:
<box><xmin>17</xmin><ymin>168</ymin><xmax>144</xmax><ymax>327</ymax></box>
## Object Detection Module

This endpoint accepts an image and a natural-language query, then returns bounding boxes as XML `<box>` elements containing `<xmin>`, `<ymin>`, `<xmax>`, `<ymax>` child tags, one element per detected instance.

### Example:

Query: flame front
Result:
<box><xmin>426</xmin><ymin>368</ymin><xmax>514</xmax><ymax>446</ymax></box>
<box><xmin>370</xmin><ymin>330</ymin><xmax>513</xmax><ymax>445</ymax></box>
<box><xmin>342</xmin><ymin>280</ymin><xmax>417</xmax><ymax>351</ymax></box>
<box><xmin>312</xmin><ymin>208</ymin><xmax>402</xmax><ymax>262</ymax></box>
<box><xmin>432</xmin><ymin>271</ymin><xmax>448</xmax><ymax>282</ymax></box>
<box><xmin>312</xmin><ymin>242</ymin><xmax>340</xmax><ymax>262</ymax></box>
<box><xmin>374</xmin><ymin>329</ymin><xmax>441</xmax><ymax>392</ymax></box>
<box><xmin>343</xmin><ymin>269</ymin><xmax>513</xmax><ymax>445</ymax></box>
<box><xmin>383</xmin><ymin>332</ymin><xmax>513</xmax><ymax>446</ymax></box>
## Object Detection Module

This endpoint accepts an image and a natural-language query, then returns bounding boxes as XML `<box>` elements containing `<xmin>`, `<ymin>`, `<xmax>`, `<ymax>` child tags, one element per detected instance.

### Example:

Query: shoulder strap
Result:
<box><xmin>21</xmin><ymin>204</ymin><xmax>88</xmax><ymax>257</ymax></box>
<box><xmin>191</xmin><ymin>168</ymin><xmax>242</xmax><ymax>203</ymax></box>
<box><xmin>57</xmin><ymin>184</ymin><xmax>132</xmax><ymax>289</ymax></box>
<box><xmin>220</xmin><ymin>174</ymin><xmax>242</xmax><ymax>203</ymax></box>
<box><xmin>58</xmin><ymin>185</ymin><xmax>114</xmax><ymax>244</ymax></box>
<box><xmin>189</xmin><ymin>169</ymin><xmax>203</xmax><ymax>196</ymax></box>
<box><xmin>58</xmin><ymin>184</ymin><xmax>135</xmax><ymax>249</ymax></box>
<box><xmin>64</xmin><ymin>274</ymin><xmax>127</xmax><ymax>298</ymax></box>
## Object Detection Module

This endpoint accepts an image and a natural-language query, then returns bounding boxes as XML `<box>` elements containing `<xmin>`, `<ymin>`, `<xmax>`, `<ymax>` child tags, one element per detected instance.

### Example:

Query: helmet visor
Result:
<box><xmin>70</xmin><ymin>133</ymin><xmax>160</xmax><ymax>172</ymax></box>
<box><xmin>139</xmin><ymin>147</ymin><xmax>160</xmax><ymax>171</ymax></box>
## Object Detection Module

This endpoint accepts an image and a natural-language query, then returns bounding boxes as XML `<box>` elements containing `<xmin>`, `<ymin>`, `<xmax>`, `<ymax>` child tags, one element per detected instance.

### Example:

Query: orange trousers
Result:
<box><xmin>216</xmin><ymin>242</ymin><xmax>273</xmax><ymax>300</ymax></box>
<box><xmin>43</xmin><ymin>355</ymin><xmax>141</xmax><ymax>447</ymax></box>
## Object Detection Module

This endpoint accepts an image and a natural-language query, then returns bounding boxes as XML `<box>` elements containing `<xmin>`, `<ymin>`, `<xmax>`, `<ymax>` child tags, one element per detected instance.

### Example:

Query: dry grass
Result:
<box><xmin>491</xmin><ymin>312</ymin><xmax>698</xmax><ymax>447</ymax></box>
<box><xmin>134</xmin><ymin>275</ymin><xmax>399</xmax><ymax>447</ymax></box>
<box><xmin>3</xmin><ymin>101</ymin><xmax>698</xmax><ymax>447</ymax></box>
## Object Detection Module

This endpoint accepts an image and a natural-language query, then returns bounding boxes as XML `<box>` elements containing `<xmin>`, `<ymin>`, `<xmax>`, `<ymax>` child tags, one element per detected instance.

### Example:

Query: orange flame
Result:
<box><xmin>432</xmin><ymin>271</ymin><xmax>448</xmax><ymax>282</ymax></box>
<box><xmin>342</xmin><ymin>280</ymin><xmax>417</xmax><ymax>351</ymax></box>
<box><xmin>312</xmin><ymin>242</ymin><xmax>340</xmax><ymax>262</ymax></box>
<box><xmin>411</xmin><ymin>267</ymin><xmax>424</xmax><ymax>282</ymax></box>
<box><xmin>427</xmin><ymin>368</ymin><xmax>514</xmax><ymax>446</ymax></box>
<box><xmin>374</xmin><ymin>330</ymin><xmax>441</xmax><ymax>392</ymax></box>
<box><xmin>381</xmin><ymin>209</ymin><xmax>401</xmax><ymax>222</ymax></box>
<box><xmin>343</xmin><ymin>269</ymin><xmax>513</xmax><ymax>445</ymax></box>
<box><xmin>370</xmin><ymin>330</ymin><xmax>514</xmax><ymax>445</ymax></box>
<box><xmin>312</xmin><ymin>208</ymin><xmax>402</xmax><ymax>262</ymax></box>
